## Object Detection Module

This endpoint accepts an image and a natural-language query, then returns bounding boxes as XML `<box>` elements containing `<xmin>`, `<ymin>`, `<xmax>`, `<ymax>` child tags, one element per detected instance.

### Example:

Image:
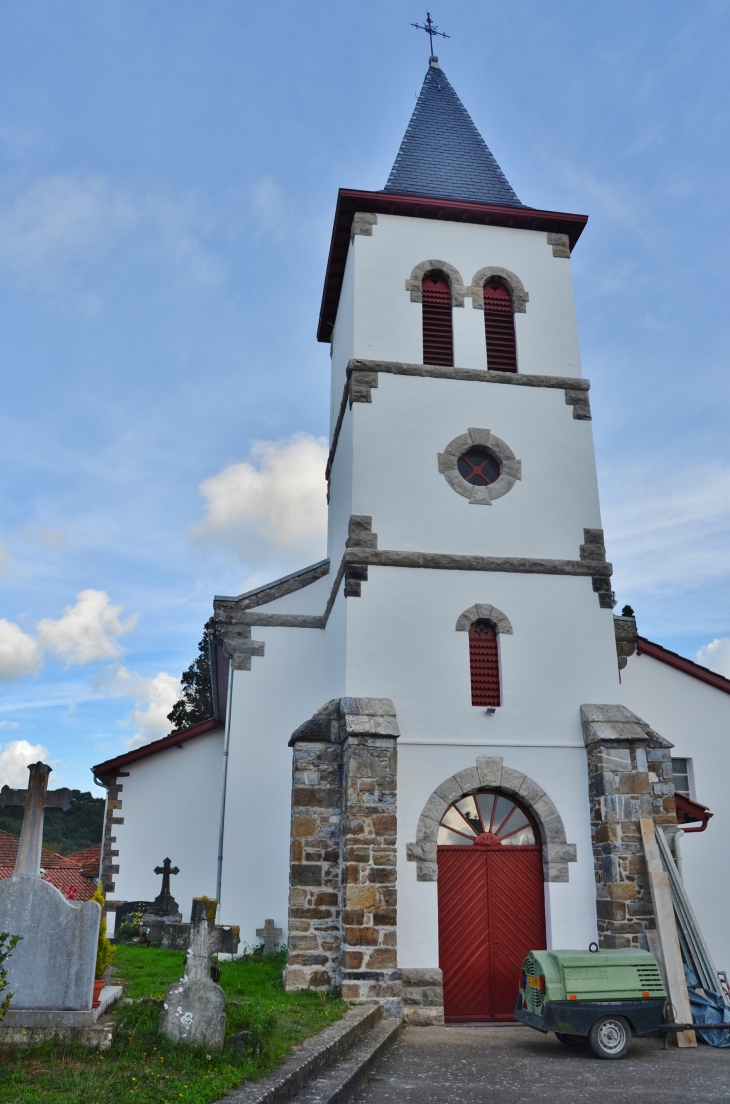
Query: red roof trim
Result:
<box><xmin>636</xmin><ymin>636</ymin><xmax>730</xmax><ymax>696</ymax></box>
<box><xmin>317</xmin><ymin>188</ymin><xmax>589</xmax><ymax>342</ymax></box>
<box><xmin>92</xmin><ymin>717</ymin><xmax>222</xmax><ymax>778</ymax></box>
<box><xmin>675</xmin><ymin>791</ymin><xmax>713</xmax><ymax>833</ymax></box>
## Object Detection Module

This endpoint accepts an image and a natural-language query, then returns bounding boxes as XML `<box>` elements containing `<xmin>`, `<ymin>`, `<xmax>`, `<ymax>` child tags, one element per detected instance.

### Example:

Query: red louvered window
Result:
<box><xmin>483</xmin><ymin>281</ymin><xmax>517</xmax><ymax>372</ymax></box>
<box><xmin>469</xmin><ymin>620</ymin><xmax>501</xmax><ymax>706</ymax></box>
<box><xmin>422</xmin><ymin>273</ymin><xmax>454</xmax><ymax>367</ymax></box>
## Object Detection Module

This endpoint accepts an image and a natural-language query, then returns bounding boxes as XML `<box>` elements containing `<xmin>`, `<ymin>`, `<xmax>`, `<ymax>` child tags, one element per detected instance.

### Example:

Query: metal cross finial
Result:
<box><xmin>411</xmin><ymin>9</ymin><xmax>449</xmax><ymax>59</ymax></box>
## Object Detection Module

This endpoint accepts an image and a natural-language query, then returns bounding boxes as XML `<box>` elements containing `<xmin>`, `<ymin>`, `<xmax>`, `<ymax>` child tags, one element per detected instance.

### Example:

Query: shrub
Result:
<box><xmin>0</xmin><ymin>932</ymin><xmax>19</xmax><ymax>1022</ymax></box>
<box><xmin>92</xmin><ymin>883</ymin><xmax>116</xmax><ymax>979</ymax></box>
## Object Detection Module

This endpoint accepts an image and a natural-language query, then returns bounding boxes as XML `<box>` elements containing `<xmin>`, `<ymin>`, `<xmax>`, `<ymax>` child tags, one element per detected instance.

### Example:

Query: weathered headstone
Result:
<box><xmin>256</xmin><ymin>919</ymin><xmax>282</xmax><ymax>956</ymax></box>
<box><xmin>160</xmin><ymin>897</ymin><xmax>236</xmax><ymax>1049</ymax></box>
<box><xmin>0</xmin><ymin>762</ymin><xmax>101</xmax><ymax>1010</ymax></box>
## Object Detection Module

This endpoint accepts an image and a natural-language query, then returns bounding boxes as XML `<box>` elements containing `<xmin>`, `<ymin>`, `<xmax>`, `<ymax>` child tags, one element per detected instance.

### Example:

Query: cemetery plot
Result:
<box><xmin>0</xmin><ymin>945</ymin><xmax>346</xmax><ymax>1104</ymax></box>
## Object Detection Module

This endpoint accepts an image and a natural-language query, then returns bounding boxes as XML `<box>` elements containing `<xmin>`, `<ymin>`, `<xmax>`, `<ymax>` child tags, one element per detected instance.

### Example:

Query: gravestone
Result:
<box><xmin>256</xmin><ymin>919</ymin><xmax>282</xmax><ymax>956</ymax></box>
<box><xmin>0</xmin><ymin>762</ymin><xmax>101</xmax><ymax>1010</ymax></box>
<box><xmin>160</xmin><ymin>897</ymin><xmax>232</xmax><ymax>1049</ymax></box>
<box><xmin>139</xmin><ymin>857</ymin><xmax>182</xmax><ymax>941</ymax></box>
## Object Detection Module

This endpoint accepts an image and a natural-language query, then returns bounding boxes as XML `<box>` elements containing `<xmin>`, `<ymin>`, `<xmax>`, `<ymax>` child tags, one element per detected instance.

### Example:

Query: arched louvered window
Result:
<box><xmin>469</xmin><ymin>620</ymin><xmax>500</xmax><ymax>706</ymax></box>
<box><xmin>483</xmin><ymin>281</ymin><xmax>517</xmax><ymax>372</ymax></box>
<box><xmin>422</xmin><ymin>272</ymin><xmax>454</xmax><ymax>367</ymax></box>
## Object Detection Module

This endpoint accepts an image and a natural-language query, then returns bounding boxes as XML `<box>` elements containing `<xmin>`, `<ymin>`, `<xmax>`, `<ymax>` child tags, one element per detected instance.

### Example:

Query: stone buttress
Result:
<box><xmin>283</xmin><ymin>697</ymin><xmax>401</xmax><ymax>1017</ymax></box>
<box><xmin>581</xmin><ymin>704</ymin><xmax>678</xmax><ymax>950</ymax></box>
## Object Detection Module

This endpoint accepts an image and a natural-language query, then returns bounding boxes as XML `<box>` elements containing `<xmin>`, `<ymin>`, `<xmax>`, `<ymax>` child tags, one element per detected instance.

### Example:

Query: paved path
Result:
<box><xmin>354</xmin><ymin>1023</ymin><xmax>730</xmax><ymax>1104</ymax></box>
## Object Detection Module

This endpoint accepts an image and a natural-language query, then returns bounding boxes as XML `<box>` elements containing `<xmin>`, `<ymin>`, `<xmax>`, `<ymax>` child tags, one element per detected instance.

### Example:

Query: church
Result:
<box><xmin>92</xmin><ymin>57</ymin><xmax>730</xmax><ymax>1024</ymax></box>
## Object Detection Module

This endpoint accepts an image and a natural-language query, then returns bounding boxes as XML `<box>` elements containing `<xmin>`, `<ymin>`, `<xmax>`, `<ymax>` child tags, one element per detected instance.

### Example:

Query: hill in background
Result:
<box><xmin>0</xmin><ymin>789</ymin><xmax>104</xmax><ymax>855</ymax></box>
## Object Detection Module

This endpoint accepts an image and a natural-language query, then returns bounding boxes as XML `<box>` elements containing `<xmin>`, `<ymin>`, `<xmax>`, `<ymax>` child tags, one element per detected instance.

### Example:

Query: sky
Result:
<box><xmin>0</xmin><ymin>0</ymin><xmax>729</xmax><ymax>790</ymax></box>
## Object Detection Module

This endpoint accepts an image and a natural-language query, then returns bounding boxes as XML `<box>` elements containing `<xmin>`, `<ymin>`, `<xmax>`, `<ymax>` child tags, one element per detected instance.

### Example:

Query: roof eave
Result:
<box><xmin>92</xmin><ymin>716</ymin><xmax>222</xmax><ymax>780</ymax></box>
<box><xmin>636</xmin><ymin>636</ymin><xmax>730</xmax><ymax>696</ymax></box>
<box><xmin>317</xmin><ymin>188</ymin><xmax>589</xmax><ymax>343</ymax></box>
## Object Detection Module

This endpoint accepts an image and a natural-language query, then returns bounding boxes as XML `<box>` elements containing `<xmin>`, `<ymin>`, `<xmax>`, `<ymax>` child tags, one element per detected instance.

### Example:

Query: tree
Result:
<box><xmin>167</xmin><ymin>620</ymin><xmax>215</xmax><ymax>734</ymax></box>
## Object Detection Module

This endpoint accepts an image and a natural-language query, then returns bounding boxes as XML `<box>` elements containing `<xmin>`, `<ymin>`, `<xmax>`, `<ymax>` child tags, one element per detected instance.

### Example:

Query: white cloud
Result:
<box><xmin>602</xmin><ymin>463</ymin><xmax>730</xmax><ymax>597</ymax></box>
<box><xmin>696</xmin><ymin>638</ymin><xmax>730</xmax><ymax>679</ymax></box>
<box><xmin>105</xmin><ymin>666</ymin><xmax>182</xmax><ymax>750</ymax></box>
<box><xmin>0</xmin><ymin>173</ymin><xmax>224</xmax><ymax>300</ymax></box>
<box><xmin>0</xmin><ymin>721</ymin><xmax>19</xmax><ymax>730</ymax></box>
<box><xmin>0</xmin><ymin>620</ymin><xmax>43</xmax><ymax>679</ymax></box>
<box><xmin>0</xmin><ymin>589</ymin><xmax>138</xmax><ymax>682</ymax></box>
<box><xmin>37</xmin><ymin>589</ymin><xmax>138</xmax><ymax>667</ymax></box>
<box><xmin>194</xmin><ymin>433</ymin><xmax>328</xmax><ymax>562</ymax></box>
<box><xmin>0</xmin><ymin>739</ymin><xmax>50</xmax><ymax>787</ymax></box>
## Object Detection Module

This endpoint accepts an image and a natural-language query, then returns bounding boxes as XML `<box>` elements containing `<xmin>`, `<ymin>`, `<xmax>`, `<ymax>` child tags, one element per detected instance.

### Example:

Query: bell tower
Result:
<box><xmin>216</xmin><ymin>56</ymin><xmax>626</xmax><ymax>1019</ymax></box>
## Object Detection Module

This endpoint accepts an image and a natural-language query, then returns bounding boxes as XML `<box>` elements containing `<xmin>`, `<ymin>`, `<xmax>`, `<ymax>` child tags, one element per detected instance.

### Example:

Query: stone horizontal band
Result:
<box><xmin>214</xmin><ymin>548</ymin><xmax>613</xmax><ymax>668</ymax></box>
<box><xmin>326</xmin><ymin>358</ymin><xmax>592</xmax><ymax>485</ymax></box>
<box><xmin>343</xmin><ymin>548</ymin><xmax>612</xmax><ymax>576</ymax></box>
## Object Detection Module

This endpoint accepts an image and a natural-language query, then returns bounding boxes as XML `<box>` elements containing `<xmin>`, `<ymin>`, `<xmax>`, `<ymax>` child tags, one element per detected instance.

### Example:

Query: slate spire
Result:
<box><xmin>384</xmin><ymin>59</ymin><xmax>523</xmax><ymax>208</ymax></box>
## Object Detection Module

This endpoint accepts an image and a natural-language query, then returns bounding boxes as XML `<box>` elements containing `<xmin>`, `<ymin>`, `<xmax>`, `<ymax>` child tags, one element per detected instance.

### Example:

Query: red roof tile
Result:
<box><xmin>67</xmin><ymin>844</ymin><xmax>101</xmax><ymax>881</ymax></box>
<box><xmin>0</xmin><ymin>829</ymin><xmax>97</xmax><ymax>901</ymax></box>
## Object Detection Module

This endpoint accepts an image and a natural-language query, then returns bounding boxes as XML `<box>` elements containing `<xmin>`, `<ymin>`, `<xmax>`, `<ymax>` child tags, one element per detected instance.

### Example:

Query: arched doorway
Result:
<box><xmin>437</xmin><ymin>790</ymin><xmax>546</xmax><ymax>1022</ymax></box>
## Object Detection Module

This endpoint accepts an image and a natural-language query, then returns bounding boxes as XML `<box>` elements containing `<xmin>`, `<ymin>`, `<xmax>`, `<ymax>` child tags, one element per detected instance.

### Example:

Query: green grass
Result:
<box><xmin>0</xmin><ymin>946</ymin><xmax>346</xmax><ymax>1104</ymax></box>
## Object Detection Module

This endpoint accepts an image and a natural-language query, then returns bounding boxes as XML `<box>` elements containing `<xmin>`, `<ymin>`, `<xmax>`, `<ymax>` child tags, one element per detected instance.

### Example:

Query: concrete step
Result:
<box><xmin>292</xmin><ymin>1018</ymin><xmax>402</xmax><ymax>1104</ymax></box>
<box><xmin>219</xmin><ymin>1003</ymin><xmax>384</xmax><ymax>1104</ymax></box>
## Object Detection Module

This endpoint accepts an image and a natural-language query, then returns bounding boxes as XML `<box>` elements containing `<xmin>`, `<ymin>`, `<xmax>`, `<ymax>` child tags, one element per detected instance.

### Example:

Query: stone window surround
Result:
<box><xmin>405</xmin><ymin>261</ymin><xmax>529</xmax><ymax>316</ymax></box>
<box><xmin>405</xmin><ymin>756</ymin><xmax>577</xmax><ymax>883</ymax></box>
<box><xmin>468</xmin><ymin>267</ymin><xmax>529</xmax><ymax>313</ymax></box>
<box><xmin>438</xmin><ymin>427</ymin><xmax>521</xmax><ymax>506</ymax></box>
<box><xmin>405</xmin><ymin>260</ymin><xmax>467</xmax><ymax>307</ymax></box>
<box><xmin>455</xmin><ymin>604</ymin><xmax>513</xmax><ymax>636</ymax></box>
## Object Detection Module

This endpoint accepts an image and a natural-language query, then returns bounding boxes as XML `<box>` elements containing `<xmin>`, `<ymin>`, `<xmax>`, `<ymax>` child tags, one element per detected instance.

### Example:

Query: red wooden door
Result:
<box><xmin>438</xmin><ymin>842</ymin><xmax>545</xmax><ymax>1021</ymax></box>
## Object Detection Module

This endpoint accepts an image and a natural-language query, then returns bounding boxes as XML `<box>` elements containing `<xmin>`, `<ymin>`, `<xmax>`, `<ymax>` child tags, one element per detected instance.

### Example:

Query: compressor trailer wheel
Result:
<box><xmin>588</xmin><ymin>1015</ymin><xmax>632</xmax><ymax>1060</ymax></box>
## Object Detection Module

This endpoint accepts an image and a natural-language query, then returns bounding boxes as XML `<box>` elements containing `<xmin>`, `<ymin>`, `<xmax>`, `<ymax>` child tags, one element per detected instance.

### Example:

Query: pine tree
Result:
<box><xmin>167</xmin><ymin>620</ymin><xmax>215</xmax><ymax>734</ymax></box>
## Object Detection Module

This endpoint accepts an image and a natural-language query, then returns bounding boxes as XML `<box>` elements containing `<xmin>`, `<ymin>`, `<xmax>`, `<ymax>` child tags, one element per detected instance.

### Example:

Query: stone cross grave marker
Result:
<box><xmin>0</xmin><ymin>762</ymin><xmax>100</xmax><ymax>1010</ymax></box>
<box><xmin>256</xmin><ymin>919</ymin><xmax>282</xmax><ymax>956</ymax></box>
<box><xmin>160</xmin><ymin>897</ymin><xmax>240</xmax><ymax>1049</ymax></box>
<box><xmin>0</xmin><ymin>761</ymin><xmax>71</xmax><ymax>875</ymax></box>
<box><xmin>152</xmin><ymin>857</ymin><xmax>180</xmax><ymax>915</ymax></box>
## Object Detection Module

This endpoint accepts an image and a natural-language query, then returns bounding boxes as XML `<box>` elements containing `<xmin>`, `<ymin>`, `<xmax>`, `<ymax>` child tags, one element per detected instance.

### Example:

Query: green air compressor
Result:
<box><xmin>515</xmin><ymin>948</ymin><xmax>667</xmax><ymax>1059</ymax></box>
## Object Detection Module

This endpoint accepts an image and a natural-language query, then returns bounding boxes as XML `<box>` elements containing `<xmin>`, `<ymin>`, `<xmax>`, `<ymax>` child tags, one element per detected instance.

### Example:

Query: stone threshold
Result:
<box><xmin>215</xmin><ymin>1003</ymin><xmax>399</xmax><ymax>1104</ymax></box>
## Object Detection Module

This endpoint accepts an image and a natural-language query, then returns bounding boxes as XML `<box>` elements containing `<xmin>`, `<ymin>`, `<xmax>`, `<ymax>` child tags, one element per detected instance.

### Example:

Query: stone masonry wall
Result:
<box><xmin>285</xmin><ymin>737</ymin><xmax>343</xmax><ymax>991</ymax></box>
<box><xmin>283</xmin><ymin>698</ymin><xmax>402</xmax><ymax>1018</ymax></box>
<box><xmin>581</xmin><ymin>705</ymin><xmax>677</xmax><ymax>950</ymax></box>
<box><xmin>98</xmin><ymin>770</ymin><xmax>128</xmax><ymax>896</ymax></box>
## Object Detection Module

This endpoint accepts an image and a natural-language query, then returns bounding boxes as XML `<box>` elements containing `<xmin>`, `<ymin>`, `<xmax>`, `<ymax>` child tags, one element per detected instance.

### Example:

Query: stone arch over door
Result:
<box><xmin>406</xmin><ymin>756</ymin><xmax>577</xmax><ymax>883</ymax></box>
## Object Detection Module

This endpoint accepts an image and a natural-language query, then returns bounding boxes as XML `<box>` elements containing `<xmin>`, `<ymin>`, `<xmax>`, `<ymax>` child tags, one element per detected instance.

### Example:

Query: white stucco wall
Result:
<box><xmin>350</xmin><ymin>373</ymin><xmax>601</xmax><ymax>559</ymax></box>
<box><xmin>621</xmin><ymin>652</ymin><xmax>730</xmax><ymax>973</ymax></box>
<box><xmin>111</xmin><ymin>726</ymin><xmax>224</xmax><ymax>927</ymax></box>
<box><xmin>333</xmin><ymin>214</ymin><xmax>582</xmax><ymax>378</ymax></box>
<box><xmin>218</xmin><ymin>604</ymin><xmax>329</xmax><ymax>944</ymax></box>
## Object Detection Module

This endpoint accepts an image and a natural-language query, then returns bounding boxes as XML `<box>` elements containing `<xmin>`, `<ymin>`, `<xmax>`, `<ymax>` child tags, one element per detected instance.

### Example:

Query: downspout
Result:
<box><xmin>216</xmin><ymin>666</ymin><xmax>235</xmax><ymax>912</ymax></box>
<box><xmin>674</xmin><ymin>828</ymin><xmax>685</xmax><ymax>883</ymax></box>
